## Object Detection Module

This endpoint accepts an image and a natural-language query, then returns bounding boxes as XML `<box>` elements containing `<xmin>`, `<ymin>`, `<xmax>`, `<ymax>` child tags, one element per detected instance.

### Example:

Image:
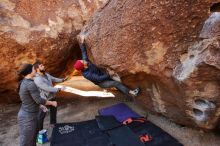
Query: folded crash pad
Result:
<box><xmin>98</xmin><ymin>103</ymin><xmax>140</xmax><ymax>122</ymax></box>
<box><xmin>51</xmin><ymin>120</ymin><xmax>112</xmax><ymax>146</ymax></box>
<box><xmin>108</xmin><ymin>126</ymin><xmax>145</xmax><ymax>146</ymax></box>
<box><xmin>96</xmin><ymin>116</ymin><xmax>121</xmax><ymax>131</ymax></box>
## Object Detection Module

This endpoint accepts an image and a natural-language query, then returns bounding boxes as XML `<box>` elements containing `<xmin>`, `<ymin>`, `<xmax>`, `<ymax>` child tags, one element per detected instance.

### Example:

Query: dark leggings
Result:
<box><xmin>38</xmin><ymin>99</ymin><xmax>57</xmax><ymax>130</ymax></box>
<box><xmin>98</xmin><ymin>80</ymin><xmax>130</xmax><ymax>95</ymax></box>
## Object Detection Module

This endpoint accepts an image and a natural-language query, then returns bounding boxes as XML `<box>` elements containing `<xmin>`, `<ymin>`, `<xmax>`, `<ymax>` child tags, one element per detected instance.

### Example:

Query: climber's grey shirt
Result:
<box><xmin>34</xmin><ymin>73</ymin><xmax>63</xmax><ymax>100</ymax></box>
<box><xmin>19</xmin><ymin>78</ymin><xmax>46</xmax><ymax>113</ymax></box>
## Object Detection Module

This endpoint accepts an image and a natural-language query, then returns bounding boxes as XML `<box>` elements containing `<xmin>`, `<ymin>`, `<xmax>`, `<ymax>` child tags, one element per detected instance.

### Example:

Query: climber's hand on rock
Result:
<box><xmin>107</xmin><ymin>68</ymin><xmax>115</xmax><ymax>76</ymax></box>
<box><xmin>77</xmin><ymin>34</ymin><xmax>85</xmax><ymax>44</ymax></box>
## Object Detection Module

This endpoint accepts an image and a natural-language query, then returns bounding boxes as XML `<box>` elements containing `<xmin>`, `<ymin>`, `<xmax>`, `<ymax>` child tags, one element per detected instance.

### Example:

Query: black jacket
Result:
<box><xmin>80</xmin><ymin>43</ymin><xmax>111</xmax><ymax>84</ymax></box>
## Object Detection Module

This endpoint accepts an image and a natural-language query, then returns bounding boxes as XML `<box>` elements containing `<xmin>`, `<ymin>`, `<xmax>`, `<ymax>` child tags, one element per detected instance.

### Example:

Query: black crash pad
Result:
<box><xmin>51</xmin><ymin>120</ymin><xmax>112</xmax><ymax>146</ymax></box>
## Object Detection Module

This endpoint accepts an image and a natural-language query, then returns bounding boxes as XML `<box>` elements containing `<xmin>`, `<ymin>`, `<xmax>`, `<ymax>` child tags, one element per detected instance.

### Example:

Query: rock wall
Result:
<box><xmin>81</xmin><ymin>0</ymin><xmax>220</xmax><ymax>130</ymax></box>
<box><xmin>0</xmin><ymin>0</ymin><xmax>107</xmax><ymax>103</ymax></box>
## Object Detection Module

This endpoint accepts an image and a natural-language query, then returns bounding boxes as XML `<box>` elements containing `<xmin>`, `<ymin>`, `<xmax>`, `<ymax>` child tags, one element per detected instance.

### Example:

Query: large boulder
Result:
<box><xmin>81</xmin><ymin>0</ymin><xmax>220</xmax><ymax>130</ymax></box>
<box><xmin>0</xmin><ymin>0</ymin><xmax>107</xmax><ymax>103</ymax></box>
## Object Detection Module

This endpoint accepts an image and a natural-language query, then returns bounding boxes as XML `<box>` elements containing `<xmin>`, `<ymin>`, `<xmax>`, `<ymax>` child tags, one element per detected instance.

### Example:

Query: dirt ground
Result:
<box><xmin>0</xmin><ymin>98</ymin><xmax>220</xmax><ymax>146</ymax></box>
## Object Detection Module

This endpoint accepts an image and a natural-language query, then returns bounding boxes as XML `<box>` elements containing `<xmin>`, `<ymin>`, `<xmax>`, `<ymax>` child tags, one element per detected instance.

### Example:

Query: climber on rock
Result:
<box><xmin>73</xmin><ymin>34</ymin><xmax>140</xmax><ymax>101</ymax></box>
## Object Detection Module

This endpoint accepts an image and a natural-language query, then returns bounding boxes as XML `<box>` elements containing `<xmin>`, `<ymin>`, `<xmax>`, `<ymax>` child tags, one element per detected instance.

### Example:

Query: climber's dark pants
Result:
<box><xmin>98</xmin><ymin>80</ymin><xmax>130</xmax><ymax>95</ymax></box>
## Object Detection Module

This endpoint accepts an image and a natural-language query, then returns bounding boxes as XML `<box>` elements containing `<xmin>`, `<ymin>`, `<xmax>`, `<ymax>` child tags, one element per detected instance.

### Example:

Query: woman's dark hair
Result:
<box><xmin>18</xmin><ymin>64</ymin><xmax>33</xmax><ymax>76</ymax></box>
<box><xmin>17</xmin><ymin>63</ymin><xmax>33</xmax><ymax>92</ymax></box>
<box><xmin>17</xmin><ymin>75</ymin><xmax>23</xmax><ymax>93</ymax></box>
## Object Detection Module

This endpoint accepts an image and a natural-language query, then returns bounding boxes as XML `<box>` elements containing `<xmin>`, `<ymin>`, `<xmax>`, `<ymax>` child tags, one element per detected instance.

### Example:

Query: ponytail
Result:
<box><xmin>17</xmin><ymin>73</ymin><xmax>24</xmax><ymax>93</ymax></box>
<box><xmin>17</xmin><ymin>63</ymin><xmax>33</xmax><ymax>93</ymax></box>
